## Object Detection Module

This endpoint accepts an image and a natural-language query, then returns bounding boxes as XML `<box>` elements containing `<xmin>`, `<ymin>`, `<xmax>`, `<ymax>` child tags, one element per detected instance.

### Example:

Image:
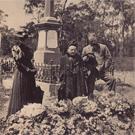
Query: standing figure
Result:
<box><xmin>82</xmin><ymin>52</ymin><xmax>98</xmax><ymax>99</ymax></box>
<box><xmin>58</xmin><ymin>45</ymin><xmax>85</xmax><ymax>100</ymax></box>
<box><xmin>7</xmin><ymin>36</ymin><xmax>37</xmax><ymax>117</ymax></box>
<box><xmin>82</xmin><ymin>32</ymin><xmax>116</xmax><ymax>97</ymax></box>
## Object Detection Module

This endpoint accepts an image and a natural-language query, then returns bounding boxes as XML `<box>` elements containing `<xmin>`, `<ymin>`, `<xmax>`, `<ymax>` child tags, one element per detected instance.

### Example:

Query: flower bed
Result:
<box><xmin>0</xmin><ymin>90</ymin><xmax>134</xmax><ymax>135</ymax></box>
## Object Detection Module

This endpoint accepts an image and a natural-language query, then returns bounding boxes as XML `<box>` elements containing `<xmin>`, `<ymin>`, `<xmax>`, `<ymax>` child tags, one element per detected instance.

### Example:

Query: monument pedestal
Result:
<box><xmin>34</xmin><ymin>50</ymin><xmax>45</xmax><ymax>64</ymax></box>
<box><xmin>36</xmin><ymin>81</ymin><xmax>60</xmax><ymax>105</ymax></box>
<box><xmin>34</xmin><ymin>50</ymin><xmax>61</xmax><ymax>64</ymax></box>
<box><xmin>33</xmin><ymin>0</ymin><xmax>61</xmax><ymax>104</ymax></box>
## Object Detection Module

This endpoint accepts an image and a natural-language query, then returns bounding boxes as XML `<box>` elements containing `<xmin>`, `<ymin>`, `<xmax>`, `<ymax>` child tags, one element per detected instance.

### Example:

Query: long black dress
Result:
<box><xmin>59</xmin><ymin>53</ymin><xmax>86</xmax><ymax>100</ymax></box>
<box><xmin>7</xmin><ymin>48</ymin><xmax>37</xmax><ymax>117</ymax></box>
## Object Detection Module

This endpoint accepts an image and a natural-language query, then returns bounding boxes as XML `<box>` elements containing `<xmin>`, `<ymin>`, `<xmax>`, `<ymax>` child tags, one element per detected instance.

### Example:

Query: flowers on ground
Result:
<box><xmin>0</xmin><ymin>90</ymin><xmax>134</xmax><ymax>135</ymax></box>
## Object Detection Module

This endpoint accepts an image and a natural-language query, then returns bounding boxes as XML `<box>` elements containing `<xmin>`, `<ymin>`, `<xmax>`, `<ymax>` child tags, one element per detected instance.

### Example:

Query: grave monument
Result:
<box><xmin>34</xmin><ymin>0</ymin><xmax>61</xmax><ymax>104</ymax></box>
<box><xmin>34</xmin><ymin>0</ymin><xmax>61</xmax><ymax>64</ymax></box>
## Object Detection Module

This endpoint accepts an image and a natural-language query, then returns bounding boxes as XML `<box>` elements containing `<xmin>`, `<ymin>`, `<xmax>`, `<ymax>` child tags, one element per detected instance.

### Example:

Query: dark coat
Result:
<box><xmin>7</xmin><ymin>55</ymin><xmax>37</xmax><ymax>117</ymax></box>
<box><xmin>59</xmin><ymin>53</ymin><xmax>85</xmax><ymax>100</ymax></box>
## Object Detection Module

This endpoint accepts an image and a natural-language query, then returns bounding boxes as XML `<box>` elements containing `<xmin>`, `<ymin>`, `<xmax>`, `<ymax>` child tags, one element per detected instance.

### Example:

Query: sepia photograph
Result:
<box><xmin>0</xmin><ymin>0</ymin><xmax>135</xmax><ymax>134</ymax></box>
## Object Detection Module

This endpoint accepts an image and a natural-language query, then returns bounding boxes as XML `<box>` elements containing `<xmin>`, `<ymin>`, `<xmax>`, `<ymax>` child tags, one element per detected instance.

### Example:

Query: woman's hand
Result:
<box><xmin>83</xmin><ymin>56</ymin><xmax>88</xmax><ymax>62</ymax></box>
<box><xmin>31</xmin><ymin>69</ymin><xmax>37</xmax><ymax>74</ymax></box>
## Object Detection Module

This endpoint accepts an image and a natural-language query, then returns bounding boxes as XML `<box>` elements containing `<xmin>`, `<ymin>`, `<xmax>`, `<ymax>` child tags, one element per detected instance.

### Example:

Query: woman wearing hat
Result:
<box><xmin>7</xmin><ymin>30</ymin><xmax>37</xmax><ymax>117</ymax></box>
<box><xmin>58</xmin><ymin>43</ymin><xmax>86</xmax><ymax>100</ymax></box>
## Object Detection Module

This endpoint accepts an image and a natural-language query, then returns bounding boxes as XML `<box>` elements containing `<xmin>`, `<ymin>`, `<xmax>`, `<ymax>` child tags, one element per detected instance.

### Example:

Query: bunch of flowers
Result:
<box><xmin>96</xmin><ymin>91</ymin><xmax>134</xmax><ymax>119</ymax></box>
<box><xmin>45</xmin><ymin>100</ymin><xmax>72</xmax><ymax>116</ymax></box>
<box><xmin>1</xmin><ymin>90</ymin><xmax>134</xmax><ymax>135</ymax></box>
<box><xmin>11</xmin><ymin>45</ymin><xmax>23</xmax><ymax>61</ymax></box>
<box><xmin>18</xmin><ymin>103</ymin><xmax>45</xmax><ymax>117</ymax></box>
<box><xmin>72</xmin><ymin>96</ymin><xmax>98</xmax><ymax>115</ymax></box>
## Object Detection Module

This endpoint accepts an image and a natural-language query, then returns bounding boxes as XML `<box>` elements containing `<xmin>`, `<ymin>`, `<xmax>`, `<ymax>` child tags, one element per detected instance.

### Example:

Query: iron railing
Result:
<box><xmin>0</xmin><ymin>58</ymin><xmax>60</xmax><ymax>84</ymax></box>
<box><xmin>0</xmin><ymin>58</ymin><xmax>114</xmax><ymax>84</ymax></box>
<box><xmin>34</xmin><ymin>63</ymin><xmax>60</xmax><ymax>83</ymax></box>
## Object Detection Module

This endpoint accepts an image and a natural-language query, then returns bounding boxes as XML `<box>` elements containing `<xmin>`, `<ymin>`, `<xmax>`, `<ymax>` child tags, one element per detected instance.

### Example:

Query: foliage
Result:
<box><xmin>24</xmin><ymin>0</ymin><xmax>45</xmax><ymax>13</ymax></box>
<box><xmin>1</xmin><ymin>90</ymin><xmax>134</xmax><ymax>135</ymax></box>
<box><xmin>0</xmin><ymin>21</ymin><xmax>38</xmax><ymax>56</ymax></box>
<box><xmin>24</xmin><ymin>0</ymin><xmax>45</xmax><ymax>23</ymax></box>
<box><xmin>0</xmin><ymin>9</ymin><xmax>9</xmax><ymax>56</ymax></box>
<box><xmin>0</xmin><ymin>9</ymin><xmax>8</xmax><ymax>24</ymax></box>
<box><xmin>57</xmin><ymin>0</ymin><xmax>135</xmax><ymax>56</ymax></box>
<box><xmin>24</xmin><ymin>0</ymin><xmax>135</xmax><ymax>56</ymax></box>
<box><xmin>0</xmin><ymin>26</ymin><xmax>16</xmax><ymax>56</ymax></box>
<box><xmin>54</xmin><ymin>1</ymin><xmax>97</xmax><ymax>53</ymax></box>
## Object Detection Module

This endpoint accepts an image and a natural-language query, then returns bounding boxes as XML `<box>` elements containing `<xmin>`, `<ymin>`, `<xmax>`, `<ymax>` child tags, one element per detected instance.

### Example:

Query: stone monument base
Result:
<box><xmin>36</xmin><ymin>81</ymin><xmax>60</xmax><ymax>105</ymax></box>
<box><xmin>34</xmin><ymin>50</ymin><xmax>45</xmax><ymax>64</ymax></box>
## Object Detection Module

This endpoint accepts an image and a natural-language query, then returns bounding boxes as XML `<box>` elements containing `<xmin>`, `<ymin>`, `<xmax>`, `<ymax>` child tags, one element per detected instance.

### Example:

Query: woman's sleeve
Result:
<box><xmin>59</xmin><ymin>56</ymin><xmax>66</xmax><ymax>82</ymax></box>
<box><xmin>16</xmin><ymin>61</ymin><xmax>37</xmax><ymax>75</ymax></box>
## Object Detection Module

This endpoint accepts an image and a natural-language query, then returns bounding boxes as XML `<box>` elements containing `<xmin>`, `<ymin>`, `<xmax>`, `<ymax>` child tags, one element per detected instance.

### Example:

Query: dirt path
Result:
<box><xmin>0</xmin><ymin>86</ymin><xmax>9</xmax><ymax>119</ymax></box>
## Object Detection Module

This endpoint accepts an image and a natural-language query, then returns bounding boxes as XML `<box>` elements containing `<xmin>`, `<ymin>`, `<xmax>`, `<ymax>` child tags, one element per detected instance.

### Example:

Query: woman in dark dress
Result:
<box><xmin>58</xmin><ymin>45</ymin><xmax>85</xmax><ymax>100</ymax></box>
<box><xmin>7</xmin><ymin>39</ymin><xmax>37</xmax><ymax>117</ymax></box>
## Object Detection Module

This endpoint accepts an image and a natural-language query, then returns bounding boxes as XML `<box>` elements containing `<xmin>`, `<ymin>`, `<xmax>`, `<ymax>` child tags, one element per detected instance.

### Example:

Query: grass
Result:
<box><xmin>114</xmin><ymin>57</ymin><xmax>135</xmax><ymax>71</ymax></box>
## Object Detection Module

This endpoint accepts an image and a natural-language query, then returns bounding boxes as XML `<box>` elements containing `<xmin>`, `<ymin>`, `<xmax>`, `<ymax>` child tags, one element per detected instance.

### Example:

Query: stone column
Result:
<box><xmin>34</xmin><ymin>0</ymin><xmax>60</xmax><ymax>64</ymax></box>
<box><xmin>0</xmin><ymin>33</ymin><xmax>2</xmax><ymax>56</ymax></box>
<box><xmin>0</xmin><ymin>33</ymin><xmax>1</xmax><ymax>48</ymax></box>
<box><xmin>34</xmin><ymin>31</ymin><xmax>47</xmax><ymax>63</ymax></box>
<box><xmin>44</xmin><ymin>0</ymin><xmax>54</xmax><ymax>17</ymax></box>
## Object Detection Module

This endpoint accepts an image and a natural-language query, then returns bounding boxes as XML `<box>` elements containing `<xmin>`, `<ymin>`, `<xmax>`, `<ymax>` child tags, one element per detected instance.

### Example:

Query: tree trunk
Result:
<box><xmin>119</xmin><ymin>2</ymin><xmax>125</xmax><ymax>57</ymax></box>
<box><xmin>120</xmin><ymin>23</ymin><xmax>125</xmax><ymax>57</ymax></box>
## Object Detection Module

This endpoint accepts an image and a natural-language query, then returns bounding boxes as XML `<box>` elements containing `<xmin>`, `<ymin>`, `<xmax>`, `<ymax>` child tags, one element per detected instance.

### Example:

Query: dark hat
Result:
<box><xmin>14</xmin><ymin>30</ymin><xmax>32</xmax><ymax>50</ymax></box>
<box><xmin>14</xmin><ymin>29</ymin><xmax>29</xmax><ymax>39</ymax></box>
<box><xmin>14</xmin><ymin>31</ymin><xmax>24</xmax><ymax>38</ymax></box>
<box><xmin>69</xmin><ymin>40</ymin><xmax>78</xmax><ymax>47</ymax></box>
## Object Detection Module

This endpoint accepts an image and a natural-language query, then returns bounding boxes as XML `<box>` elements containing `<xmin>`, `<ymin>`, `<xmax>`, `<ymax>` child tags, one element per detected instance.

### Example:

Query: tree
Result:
<box><xmin>55</xmin><ymin>1</ymin><xmax>97</xmax><ymax>52</ymax></box>
<box><xmin>24</xmin><ymin>0</ymin><xmax>68</xmax><ymax>23</ymax></box>
<box><xmin>0</xmin><ymin>9</ymin><xmax>9</xmax><ymax>56</ymax></box>
<box><xmin>1</xmin><ymin>21</ymin><xmax>39</xmax><ymax>56</ymax></box>
<box><xmin>24</xmin><ymin>0</ymin><xmax>135</xmax><ymax>56</ymax></box>
<box><xmin>24</xmin><ymin>0</ymin><xmax>45</xmax><ymax>23</ymax></box>
<box><xmin>0</xmin><ymin>26</ymin><xmax>16</xmax><ymax>56</ymax></box>
<box><xmin>85</xmin><ymin>0</ymin><xmax>135</xmax><ymax>57</ymax></box>
<box><xmin>0</xmin><ymin>9</ymin><xmax>8</xmax><ymax>24</ymax></box>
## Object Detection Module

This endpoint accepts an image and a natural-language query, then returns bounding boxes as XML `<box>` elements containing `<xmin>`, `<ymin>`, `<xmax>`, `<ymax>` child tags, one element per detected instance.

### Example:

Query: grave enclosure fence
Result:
<box><xmin>0</xmin><ymin>58</ymin><xmax>115</xmax><ymax>84</ymax></box>
<box><xmin>0</xmin><ymin>59</ymin><xmax>60</xmax><ymax>84</ymax></box>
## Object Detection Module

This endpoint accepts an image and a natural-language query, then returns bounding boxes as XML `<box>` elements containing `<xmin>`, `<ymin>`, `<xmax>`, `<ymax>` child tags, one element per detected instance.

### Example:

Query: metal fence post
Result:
<box><xmin>50</xmin><ymin>59</ymin><xmax>54</xmax><ymax>83</ymax></box>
